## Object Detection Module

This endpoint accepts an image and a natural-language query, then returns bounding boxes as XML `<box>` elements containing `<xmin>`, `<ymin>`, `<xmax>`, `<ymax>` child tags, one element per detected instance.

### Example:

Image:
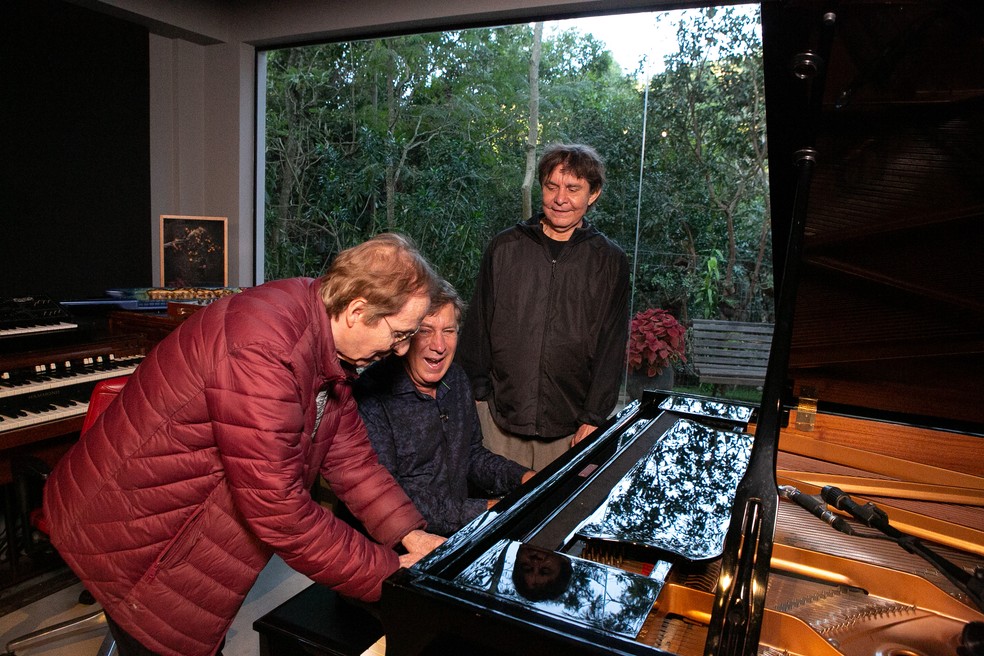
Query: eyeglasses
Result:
<box><xmin>382</xmin><ymin>316</ymin><xmax>419</xmax><ymax>346</ymax></box>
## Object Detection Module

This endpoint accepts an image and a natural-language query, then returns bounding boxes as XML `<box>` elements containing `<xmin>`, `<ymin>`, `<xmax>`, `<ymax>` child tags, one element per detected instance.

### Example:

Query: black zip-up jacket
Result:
<box><xmin>457</xmin><ymin>215</ymin><xmax>630</xmax><ymax>439</ymax></box>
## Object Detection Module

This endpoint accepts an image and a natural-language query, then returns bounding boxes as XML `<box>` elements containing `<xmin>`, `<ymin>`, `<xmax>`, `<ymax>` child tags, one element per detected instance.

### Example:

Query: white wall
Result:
<box><xmin>146</xmin><ymin>33</ymin><xmax>252</xmax><ymax>286</ymax></box>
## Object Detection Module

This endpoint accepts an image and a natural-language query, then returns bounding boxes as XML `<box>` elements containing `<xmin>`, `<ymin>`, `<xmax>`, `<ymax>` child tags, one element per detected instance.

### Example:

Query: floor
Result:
<box><xmin>0</xmin><ymin>556</ymin><xmax>313</xmax><ymax>656</ymax></box>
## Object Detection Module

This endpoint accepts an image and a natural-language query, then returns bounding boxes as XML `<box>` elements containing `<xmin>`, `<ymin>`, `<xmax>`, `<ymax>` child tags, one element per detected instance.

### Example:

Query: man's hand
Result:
<box><xmin>488</xmin><ymin>469</ymin><xmax>537</xmax><ymax>510</ymax></box>
<box><xmin>399</xmin><ymin>529</ymin><xmax>446</xmax><ymax>569</ymax></box>
<box><xmin>570</xmin><ymin>423</ymin><xmax>597</xmax><ymax>447</ymax></box>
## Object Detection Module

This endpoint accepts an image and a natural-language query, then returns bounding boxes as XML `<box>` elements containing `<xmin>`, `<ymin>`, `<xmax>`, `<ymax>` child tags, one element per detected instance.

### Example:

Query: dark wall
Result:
<box><xmin>1</xmin><ymin>0</ymin><xmax>150</xmax><ymax>300</ymax></box>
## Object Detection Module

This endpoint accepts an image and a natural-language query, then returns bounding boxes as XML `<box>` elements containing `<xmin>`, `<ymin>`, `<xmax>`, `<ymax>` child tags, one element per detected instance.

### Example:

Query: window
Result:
<box><xmin>258</xmin><ymin>5</ymin><xmax>770</xmax><ymax>398</ymax></box>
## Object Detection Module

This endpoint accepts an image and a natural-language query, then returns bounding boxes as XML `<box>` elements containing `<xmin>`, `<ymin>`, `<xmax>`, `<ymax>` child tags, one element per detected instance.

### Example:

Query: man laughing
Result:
<box><xmin>354</xmin><ymin>281</ymin><xmax>535</xmax><ymax>536</ymax></box>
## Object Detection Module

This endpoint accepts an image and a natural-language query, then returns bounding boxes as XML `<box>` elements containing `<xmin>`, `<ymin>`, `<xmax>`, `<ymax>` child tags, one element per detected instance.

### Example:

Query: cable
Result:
<box><xmin>821</xmin><ymin>485</ymin><xmax>984</xmax><ymax>613</ymax></box>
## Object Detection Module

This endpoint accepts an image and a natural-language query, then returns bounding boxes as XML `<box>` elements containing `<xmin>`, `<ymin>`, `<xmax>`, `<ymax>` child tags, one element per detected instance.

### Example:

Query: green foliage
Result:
<box><xmin>643</xmin><ymin>8</ymin><xmax>772</xmax><ymax>322</ymax></box>
<box><xmin>263</xmin><ymin>7</ymin><xmax>773</xmax><ymax>322</ymax></box>
<box><xmin>698</xmin><ymin>249</ymin><xmax>723</xmax><ymax>318</ymax></box>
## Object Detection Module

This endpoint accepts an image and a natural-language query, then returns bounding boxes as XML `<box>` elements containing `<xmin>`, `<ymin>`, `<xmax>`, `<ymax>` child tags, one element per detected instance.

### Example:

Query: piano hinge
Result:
<box><xmin>795</xmin><ymin>387</ymin><xmax>818</xmax><ymax>432</ymax></box>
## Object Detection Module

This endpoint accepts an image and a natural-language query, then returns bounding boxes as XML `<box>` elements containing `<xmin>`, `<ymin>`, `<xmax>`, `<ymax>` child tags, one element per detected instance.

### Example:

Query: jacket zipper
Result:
<box><xmin>143</xmin><ymin>504</ymin><xmax>207</xmax><ymax>582</ymax></box>
<box><xmin>535</xmin><ymin>257</ymin><xmax>559</xmax><ymax>437</ymax></box>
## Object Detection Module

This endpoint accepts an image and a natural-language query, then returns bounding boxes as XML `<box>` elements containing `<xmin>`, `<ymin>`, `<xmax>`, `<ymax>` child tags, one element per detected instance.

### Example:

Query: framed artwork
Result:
<box><xmin>159</xmin><ymin>215</ymin><xmax>228</xmax><ymax>287</ymax></box>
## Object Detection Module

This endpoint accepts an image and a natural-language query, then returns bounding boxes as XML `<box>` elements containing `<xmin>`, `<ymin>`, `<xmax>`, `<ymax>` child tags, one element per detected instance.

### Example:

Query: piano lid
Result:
<box><xmin>762</xmin><ymin>0</ymin><xmax>984</xmax><ymax>427</ymax></box>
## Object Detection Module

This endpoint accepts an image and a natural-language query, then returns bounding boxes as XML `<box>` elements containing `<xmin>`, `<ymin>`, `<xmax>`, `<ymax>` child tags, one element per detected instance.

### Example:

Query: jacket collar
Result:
<box><xmin>367</xmin><ymin>356</ymin><xmax>450</xmax><ymax>401</ymax></box>
<box><xmin>520</xmin><ymin>212</ymin><xmax>600</xmax><ymax>246</ymax></box>
<box><xmin>306</xmin><ymin>278</ymin><xmax>353</xmax><ymax>383</ymax></box>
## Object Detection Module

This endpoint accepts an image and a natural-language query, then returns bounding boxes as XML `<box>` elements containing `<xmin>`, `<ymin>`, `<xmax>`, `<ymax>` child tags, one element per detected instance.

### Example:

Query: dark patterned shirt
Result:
<box><xmin>355</xmin><ymin>358</ymin><xmax>527</xmax><ymax>536</ymax></box>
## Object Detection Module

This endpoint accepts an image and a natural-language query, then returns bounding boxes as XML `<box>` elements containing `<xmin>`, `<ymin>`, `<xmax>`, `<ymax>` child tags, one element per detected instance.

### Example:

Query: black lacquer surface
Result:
<box><xmin>659</xmin><ymin>395</ymin><xmax>754</xmax><ymax>423</ymax></box>
<box><xmin>576</xmin><ymin>418</ymin><xmax>753</xmax><ymax>560</ymax></box>
<box><xmin>453</xmin><ymin>539</ymin><xmax>669</xmax><ymax>638</ymax></box>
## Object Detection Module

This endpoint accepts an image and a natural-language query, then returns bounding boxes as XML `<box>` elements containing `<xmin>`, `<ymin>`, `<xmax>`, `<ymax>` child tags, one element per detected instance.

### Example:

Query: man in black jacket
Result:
<box><xmin>457</xmin><ymin>143</ymin><xmax>630</xmax><ymax>469</ymax></box>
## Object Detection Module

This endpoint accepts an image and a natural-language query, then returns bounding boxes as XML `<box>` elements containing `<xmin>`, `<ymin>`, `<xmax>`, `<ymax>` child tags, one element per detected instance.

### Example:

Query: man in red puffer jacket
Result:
<box><xmin>44</xmin><ymin>233</ymin><xmax>446</xmax><ymax>656</ymax></box>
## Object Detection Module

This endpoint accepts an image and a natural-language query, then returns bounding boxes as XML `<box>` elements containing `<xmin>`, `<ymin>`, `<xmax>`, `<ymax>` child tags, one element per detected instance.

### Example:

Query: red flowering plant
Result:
<box><xmin>627</xmin><ymin>308</ymin><xmax>687</xmax><ymax>376</ymax></box>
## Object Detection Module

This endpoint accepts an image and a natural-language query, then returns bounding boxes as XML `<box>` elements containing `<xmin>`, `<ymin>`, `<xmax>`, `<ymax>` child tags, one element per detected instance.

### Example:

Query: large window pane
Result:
<box><xmin>259</xmin><ymin>6</ymin><xmax>771</xmax><ymax>402</ymax></box>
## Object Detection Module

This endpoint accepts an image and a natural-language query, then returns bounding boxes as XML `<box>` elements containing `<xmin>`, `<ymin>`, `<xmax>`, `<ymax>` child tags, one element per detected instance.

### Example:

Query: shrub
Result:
<box><xmin>627</xmin><ymin>308</ymin><xmax>687</xmax><ymax>376</ymax></box>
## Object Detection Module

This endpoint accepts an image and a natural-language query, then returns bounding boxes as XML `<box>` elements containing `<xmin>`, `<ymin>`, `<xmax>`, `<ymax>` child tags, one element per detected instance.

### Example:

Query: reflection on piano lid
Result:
<box><xmin>455</xmin><ymin>540</ymin><xmax>670</xmax><ymax>638</ymax></box>
<box><xmin>575</xmin><ymin>418</ymin><xmax>751</xmax><ymax>561</ymax></box>
<box><xmin>658</xmin><ymin>396</ymin><xmax>755</xmax><ymax>425</ymax></box>
<box><xmin>0</xmin><ymin>294</ymin><xmax>77</xmax><ymax>339</ymax></box>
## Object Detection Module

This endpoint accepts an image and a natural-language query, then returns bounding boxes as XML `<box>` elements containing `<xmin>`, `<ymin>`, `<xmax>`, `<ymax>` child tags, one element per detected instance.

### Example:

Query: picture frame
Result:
<box><xmin>159</xmin><ymin>215</ymin><xmax>228</xmax><ymax>288</ymax></box>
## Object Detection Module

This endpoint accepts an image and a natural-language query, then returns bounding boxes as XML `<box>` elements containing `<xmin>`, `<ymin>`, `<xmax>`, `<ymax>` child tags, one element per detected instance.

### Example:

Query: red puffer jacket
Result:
<box><xmin>43</xmin><ymin>278</ymin><xmax>425</xmax><ymax>656</ymax></box>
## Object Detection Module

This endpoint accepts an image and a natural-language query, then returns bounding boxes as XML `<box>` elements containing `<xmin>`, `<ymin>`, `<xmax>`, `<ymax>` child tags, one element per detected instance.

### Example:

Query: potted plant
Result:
<box><xmin>626</xmin><ymin>308</ymin><xmax>686</xmax><ymax>399</ymax></box>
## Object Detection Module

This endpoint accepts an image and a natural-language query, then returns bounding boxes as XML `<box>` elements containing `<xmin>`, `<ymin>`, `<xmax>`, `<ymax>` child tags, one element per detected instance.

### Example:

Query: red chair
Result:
<box><xmin>80</xmin><ymin>377</ymin><xmax>128</xmax><ymax>434</ymax></box>
<box><xmin>4</xmin><ymin>376</ymin><xmax>128</xmax><ymax>656</ymax></box>
<box><xmin>17</xmin><ymin>376</ymin><xmax>127</xmax><ymax>549</ymax></box>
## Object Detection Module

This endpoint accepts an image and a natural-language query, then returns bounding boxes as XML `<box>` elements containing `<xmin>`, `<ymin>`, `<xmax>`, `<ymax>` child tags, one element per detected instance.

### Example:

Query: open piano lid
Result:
<box><xmin>764</xmin><ymin>0</ymin><xmax>984</xmax><ymax>427</ymax></box>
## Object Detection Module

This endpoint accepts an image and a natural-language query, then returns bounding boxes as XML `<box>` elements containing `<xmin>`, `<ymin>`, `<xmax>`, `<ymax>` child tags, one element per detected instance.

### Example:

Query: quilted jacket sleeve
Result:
<box><xmin>320</xmin><ymin>389</ymin><xmax>427</xmax><ymax>546</ymax></box>
<box><xmin>205</xmin><ymin>343</ymin><xmax>417</xmax><ymax>601</ymax></box>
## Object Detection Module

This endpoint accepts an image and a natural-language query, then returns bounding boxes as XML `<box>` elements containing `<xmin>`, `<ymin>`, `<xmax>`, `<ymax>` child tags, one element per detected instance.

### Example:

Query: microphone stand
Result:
<box><xmin>821</xmin><ymin>485</ymin><xmax>984</xmax><ymax>613</ymax></box>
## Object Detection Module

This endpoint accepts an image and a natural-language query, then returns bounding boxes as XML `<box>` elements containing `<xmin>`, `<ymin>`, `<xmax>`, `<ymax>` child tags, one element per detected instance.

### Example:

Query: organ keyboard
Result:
<box><xmin>0</xmin><ymin>299</ymin><xmax>159</xmax><ymax>589</ymax></box>
<box><xmin>0</xmin><ymin>295</ymin><xmax>78</xmax><ymax>340</ymax></box>
<box><xmin>0</xmin><ymin>354</ymin><xmax>142</xmax><ymax>434</ymax></box>
<box><xmin>0</xmin><ymin>351</ymin><xmax>142</xmax><ymax>402</ymax></box>
<box><xmin>0</xmin><ymin>336</ymin><xmax>145</xmax><ymax>478</ymax></box>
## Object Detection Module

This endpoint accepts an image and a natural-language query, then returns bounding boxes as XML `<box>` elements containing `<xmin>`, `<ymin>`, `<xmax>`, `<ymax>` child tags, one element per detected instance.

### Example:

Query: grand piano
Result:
<box><xmin>375</xmin><ymin>1</ymin><xmax>984</xmax><ymax>654</ymax></box>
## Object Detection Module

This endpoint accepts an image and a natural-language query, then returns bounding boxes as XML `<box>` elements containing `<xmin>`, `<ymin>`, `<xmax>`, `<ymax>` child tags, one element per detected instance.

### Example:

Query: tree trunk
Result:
<box><xmin>385</xmin><ymin>43</ymin><xmax>397</xmax><ymax>229</ymax></box>
<box><xmin>271</xmin><ymin>48</ymin><xmax>304</xmax><ymax>276</ymax></box>
<box><xmin>521</xmin><ymin>22</ymin><xmax>543</xmax><ymax>221</ymax></box>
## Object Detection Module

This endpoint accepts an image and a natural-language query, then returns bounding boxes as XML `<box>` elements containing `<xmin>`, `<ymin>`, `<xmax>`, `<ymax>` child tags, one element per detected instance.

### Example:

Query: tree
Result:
<box><xmin>263</xmin><ymin>9</ymin><xmax>772</xmax><ymax>327</ymax></box>
<box><xmin>645</xmin><ymin>7</ymin><xmax>771</xmax><ymax>321</ymax></box>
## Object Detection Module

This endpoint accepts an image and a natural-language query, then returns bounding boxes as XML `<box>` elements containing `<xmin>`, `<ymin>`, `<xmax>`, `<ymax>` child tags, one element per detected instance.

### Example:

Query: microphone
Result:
<box><xmin>439</xmin><ymin>412</ymin><xmax>449</xmax><ymax>422</ymax></box>
<box><xmin>821</xmin><ymin>485</ymin><xmax>890</xmax><ymax>531</ymax></box>
<box><xmin>822</xmin><ymin>488</ymin><xmax>984</xmax><ymax>614</ymax></box>
<box><xmin>779</xmin><ymin>485</ymin><xmax>854</xmax><ymax>535</ymax></box>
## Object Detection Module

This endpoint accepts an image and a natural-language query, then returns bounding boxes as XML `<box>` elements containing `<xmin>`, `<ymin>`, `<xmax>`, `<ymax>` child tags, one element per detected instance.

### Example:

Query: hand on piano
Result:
<box><xmin>570</xmin><ymin>423</ymin><xmax>597</xmax><ymax>447</ymax></box>
<box><xmin>398</xmin><ymin>529</ymin><xmax>446</xmax><ymax>569</ymax></box>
